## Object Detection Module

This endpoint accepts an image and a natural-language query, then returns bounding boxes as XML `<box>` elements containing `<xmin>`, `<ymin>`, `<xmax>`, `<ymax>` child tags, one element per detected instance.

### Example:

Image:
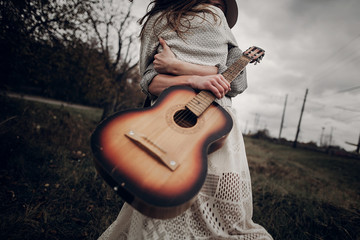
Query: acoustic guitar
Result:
<box><xmin>91</xmin><ymin>46</ymin><xmax>265</xmax><ymax>219</ymax></box>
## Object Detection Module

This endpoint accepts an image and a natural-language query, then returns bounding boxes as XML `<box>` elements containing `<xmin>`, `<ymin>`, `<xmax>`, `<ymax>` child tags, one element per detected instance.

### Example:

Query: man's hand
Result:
<box><xmin>153</xmin><ymin>37</ymin><xmax>178</xmax><ymax>74</ymax></box>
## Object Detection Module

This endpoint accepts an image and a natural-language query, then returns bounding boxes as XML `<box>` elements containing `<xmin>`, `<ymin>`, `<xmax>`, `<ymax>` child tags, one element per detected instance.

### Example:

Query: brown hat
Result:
<box><xmin>224</xmin><ymin>0</ymin><xmax>238</xmax><ymax>28</ymax></box>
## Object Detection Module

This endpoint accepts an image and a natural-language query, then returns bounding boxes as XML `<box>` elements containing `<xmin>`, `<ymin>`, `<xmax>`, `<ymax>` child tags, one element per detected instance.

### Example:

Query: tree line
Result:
<box><xmin>0</xmin><ymin>0</ymin><xmax>144</xmax><ymax>119</ymax></box>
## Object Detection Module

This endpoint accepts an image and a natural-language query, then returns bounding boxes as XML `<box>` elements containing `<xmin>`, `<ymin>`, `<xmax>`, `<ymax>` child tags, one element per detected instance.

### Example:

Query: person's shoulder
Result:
<box><xmin>198</xmin><ymin>4</ymin><xmax>226</xmax><ymax>19</ymax></box>
<box><xmin>143</xmin><ymin>12</ymin><xmax>169</xmax><ymax>36</ymax></box>
<box><xmin>145</xmin><ymin>11</ymin><xmax>163</xmax><ymax>28</ymax></box>
<box><xmin>194</xmin><ymin>4</ymin><xmax>227</xmax><ymax>28</ymax></box>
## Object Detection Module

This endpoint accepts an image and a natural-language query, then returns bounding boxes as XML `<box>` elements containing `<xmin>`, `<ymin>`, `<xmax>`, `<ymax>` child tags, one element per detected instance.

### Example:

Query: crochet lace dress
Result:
<box><xmin>98</xmin><ymin>5</ymin><xmax>273</xmax><ymax>240</ymax></box>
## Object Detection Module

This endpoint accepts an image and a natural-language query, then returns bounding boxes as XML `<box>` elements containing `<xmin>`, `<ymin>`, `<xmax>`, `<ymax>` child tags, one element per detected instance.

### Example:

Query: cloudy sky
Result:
<box><xmin>130</xmin><ymin>0</ymin><xmax>360</xmax><ymax>151</ymax></box>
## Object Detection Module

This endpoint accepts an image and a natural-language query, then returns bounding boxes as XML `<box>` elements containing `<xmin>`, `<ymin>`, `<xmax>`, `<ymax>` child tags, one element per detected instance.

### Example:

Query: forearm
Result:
<box><xmin>168</xmin><ymin>59</ymin><xmax>218</xmax><ymax>76</ymax></box>
<box><xmin>148</xmin><ymin>73</ymin><xmax>229</xmax><ymax>99</ymax></box>
<box><xmin>153</xmin><ymin>38</ymin><xmax>218</xmax><ymax>76</ymax></box>
<box><xmin>149</xmin><ymin>38</ymin><xmax>231</xmax><ymax>99</ymax></box>
<box><xmin>148</xmin><ymin>74</ymin><xmax>193</xmax><ymax>96</ymax></box>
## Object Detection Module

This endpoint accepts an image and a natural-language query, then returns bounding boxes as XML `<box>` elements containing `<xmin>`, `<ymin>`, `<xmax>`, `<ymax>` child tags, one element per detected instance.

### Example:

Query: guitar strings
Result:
<box><xmin>174</xmin><ymin>61</ymin><xmax>241</xmax><ymax>128</ymax></box>
<box><xmin>174</xmin><ymin>108</ymin><xmax>196</xmax><ymax>128</ymax></box>
<box><xmin>144</xmin><ymin>55</ymin><xmax>256</xmax><ymax>152</ymax></box>
<box><xmin>174</xmin><ymin>91</ymin><xmax>215</xmax><ymax>128</ymax></box>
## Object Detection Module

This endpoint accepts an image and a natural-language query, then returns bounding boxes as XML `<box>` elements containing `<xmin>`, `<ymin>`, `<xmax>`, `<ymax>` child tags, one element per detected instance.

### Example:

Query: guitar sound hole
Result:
<box><xmin>173</xmin><ymin>109</ymin><xmax>197</xmax><ymax>128</ymax></box>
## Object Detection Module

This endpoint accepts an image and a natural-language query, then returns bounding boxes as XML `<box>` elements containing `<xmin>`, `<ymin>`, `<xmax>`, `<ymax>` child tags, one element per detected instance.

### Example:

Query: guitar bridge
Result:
<box><xmin>125</xmin><ymin>130</ymin><xmax>179</xmax><ymax>171</ymax></box>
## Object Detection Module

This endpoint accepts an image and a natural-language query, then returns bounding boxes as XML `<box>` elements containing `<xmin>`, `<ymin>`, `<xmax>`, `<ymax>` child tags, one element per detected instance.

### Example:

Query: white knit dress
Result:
<box><xmin>98</xmin><ymin>5</ymin><xmax>272</xmax><ymax>240</ymax></box>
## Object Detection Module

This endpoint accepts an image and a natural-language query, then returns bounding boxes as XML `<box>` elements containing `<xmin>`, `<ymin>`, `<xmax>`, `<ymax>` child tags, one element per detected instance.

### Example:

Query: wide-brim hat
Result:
<box><xmin>224</xmin><ymin>0</ymin><xmax>238</xmax><ymax>28</ymax></box>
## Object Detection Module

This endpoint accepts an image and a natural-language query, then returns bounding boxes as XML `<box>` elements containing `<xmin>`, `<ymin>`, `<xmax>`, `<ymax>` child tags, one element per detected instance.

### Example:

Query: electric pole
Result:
<box><xmin>320</xmin><ymin>127</ymin><xmax>325</xmax><ymax>147</ymax></box>
<box><xmin>345</xmin><ymin>132</ymin><xmax>360</xmax><ymax>154</ymax></box>
<box><xmin>254</xmin><ymin>113</ymin><xmax>260</xmax><ymax>132</ymax></box>
<box><xmin>329</xmin><ymin>127</ymin><xmax>334</xmax><ymax>147</ymax></box>
<box><xmin>244</xmin><ymin>120</ymin><xmax>248</xmax><ymax>135</ymax></box>
<box><xmin>278</xmin><ymin>94</ymin><xmax>288</xmax><ymax>139</ymax></box>
<box><xmin>293</xmin><ymin>88</ymin><xmax>308</xmax><ymax>148</ymax></box>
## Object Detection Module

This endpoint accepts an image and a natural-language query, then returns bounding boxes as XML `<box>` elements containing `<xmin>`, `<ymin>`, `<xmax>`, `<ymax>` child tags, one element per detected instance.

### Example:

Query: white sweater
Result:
<box><xmin>139</xmin><ymin>5</ymin><xmax>247</xmax><ymax>100</ymax></box>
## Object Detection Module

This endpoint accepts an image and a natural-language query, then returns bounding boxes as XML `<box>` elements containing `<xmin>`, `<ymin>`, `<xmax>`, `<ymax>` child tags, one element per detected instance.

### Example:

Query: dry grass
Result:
<box><xmin>245</xmin><ymin>137</ymin><xmax>360</xmax><ymax>239</ymax></box>
<box><xmin>0</xmin><ymin>96</ymin><xmax>121</xmax><ymax>239</ymax></box>
<box><xmin>0</xmin><ymin>96</ymin><xmax>359</xmax><ymax>239</ymax></box>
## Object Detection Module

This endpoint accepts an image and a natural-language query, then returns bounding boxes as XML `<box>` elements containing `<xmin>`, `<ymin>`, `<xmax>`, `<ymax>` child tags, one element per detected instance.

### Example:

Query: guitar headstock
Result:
<box><xmin>244</xmin><ymin>46</ymin><xmax>265</xmax><ymax>65</ymax></box>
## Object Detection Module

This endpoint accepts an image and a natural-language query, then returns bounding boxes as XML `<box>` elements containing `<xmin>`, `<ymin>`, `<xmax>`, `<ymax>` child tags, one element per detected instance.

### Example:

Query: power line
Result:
<box><xmin>308</xmin><ymin>33</ymin><xmax>360</xmax><ymax>88</ymax></box>
<box><xmin>309</xmin><ymin>50</ymin><xmax>360</xmax><ymax>88</ymax></box>
<box><xmin>310</xmin><ymin>33</ymin><xmax>360</xmax><ymax>79</ymax></box>
<box><xmin>336</xmin><ymin>85</ymin><xmax>360</xmax><ymax>94</ymax></box>
<box><xmin>333</xmin><ymin>105</ymin><xmax>360</xmax><ymax>113</ymax></box>
<box><xmin>315</xmin><ymin>33</ymin><xmax>360</xmax><ymax>69</ymax></box>
<box><xmin>305</xmin><ymin>98</ymin><xmax>360</xmax><ymax>113</ymax></box>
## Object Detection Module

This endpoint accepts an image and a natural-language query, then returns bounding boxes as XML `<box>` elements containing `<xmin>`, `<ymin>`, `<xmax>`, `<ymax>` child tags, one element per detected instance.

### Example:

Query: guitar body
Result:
<box><xmin>91</xmin><ymin>85</ymin><xmax>233</xmax><ymax>219</ymax></box>
<box><xmin>91</xmin><ymin>46</ymin><xmax>265</xmax><ymax>219</ymax></box>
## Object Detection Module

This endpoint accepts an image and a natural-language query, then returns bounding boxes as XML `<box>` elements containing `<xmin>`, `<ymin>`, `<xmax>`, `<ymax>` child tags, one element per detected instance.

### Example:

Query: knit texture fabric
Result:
<box><xmin>98</xmin><ymin>108</ymin><xmax>272</xmax><ymax>240</ymax></box>
<box><xmin>139</xmin><ymin>5</ymin><xmax>247</xmax><ymax>100</ymax></box>
<box><xmin>98</xmin><ymin>4</ymin><xmax>272</xmax><ymax>240</ymax></box>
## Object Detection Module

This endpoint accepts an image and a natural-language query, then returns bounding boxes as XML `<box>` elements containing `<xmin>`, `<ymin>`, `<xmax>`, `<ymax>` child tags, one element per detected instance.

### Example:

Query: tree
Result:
<box><xmin>84</xmin><ymin>0</ymin><xmax>142</xmax><ymax>119</ymax></box>
<box><xmin>0</xmin><ymin>0</ymin><xmax>95</xmax><ymax>42</ymax></box>
<box><xmin>0</xmin><ymin>0</ymin><xmax>96</xmax><ymax>91</ymax></box>
<box><xmin>0</xmin><ymin>0</ymin><xmax>143</xmax><ymax>114</ymax></box>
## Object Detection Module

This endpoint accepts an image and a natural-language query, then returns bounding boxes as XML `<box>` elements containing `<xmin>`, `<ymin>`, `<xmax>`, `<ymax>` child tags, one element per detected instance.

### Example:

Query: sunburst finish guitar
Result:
<box><xmin>91</xmin><ymin>46</ymin><xmax>265</xmax><ymax>219</ymax></box>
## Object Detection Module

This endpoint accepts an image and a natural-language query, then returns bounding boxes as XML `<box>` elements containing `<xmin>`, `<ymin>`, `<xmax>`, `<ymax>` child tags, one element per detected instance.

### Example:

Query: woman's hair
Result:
<box><xmin>139</xmin><ymin>0</ymin><xmax>220</xmax><ymax>38</ymax></box>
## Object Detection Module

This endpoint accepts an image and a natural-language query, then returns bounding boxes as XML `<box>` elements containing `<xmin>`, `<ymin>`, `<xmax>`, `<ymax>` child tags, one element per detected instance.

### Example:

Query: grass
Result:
<box><xmin>0</xmin><ymin>96</ymin><xmax>121</xmax><ymax>239</ymax></box>
<box><xmin>246</xmin><ymin>137</ymin><xmax>360</xmax><ymax>239</ymax></box>
<box><xmin>0</xmin><ymin>96</ymin><xmax>359</xmax><ymax>239</ymax></box>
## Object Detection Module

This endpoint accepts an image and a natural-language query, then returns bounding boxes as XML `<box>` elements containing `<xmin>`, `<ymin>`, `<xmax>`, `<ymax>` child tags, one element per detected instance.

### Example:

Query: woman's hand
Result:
<box><xmin>153</xmin><ymin>37</ymin><xmax>178</xmax><ymax>74</ymax></box>
<box><xmin>188</xmin><ymin>74</ymin><xmax>230</xmax><ymax>99</ymax></box>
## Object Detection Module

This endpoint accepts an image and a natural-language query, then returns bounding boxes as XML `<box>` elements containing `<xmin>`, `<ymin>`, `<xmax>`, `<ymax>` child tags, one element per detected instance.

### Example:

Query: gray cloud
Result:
<box><xmin>132</xmin><ymin>0</ymin><xmax>360</xmax><ymax>150</ymax></box>
<box><xmin>231</xmin><ymin>0</ymin><xmax>360</xmax><ymax>150</ymax></box>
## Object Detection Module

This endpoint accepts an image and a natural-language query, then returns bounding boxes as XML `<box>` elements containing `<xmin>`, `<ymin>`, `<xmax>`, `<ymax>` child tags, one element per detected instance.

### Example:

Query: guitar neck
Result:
<box><xmin>186</xmin><ymin>55</ymin><xmax>251</xmax><ymax>117</ymax></box>
<box><xmin>222</xmin><ymin>55</ymin><xmax>251</xmax><ymax>84</ymax></box>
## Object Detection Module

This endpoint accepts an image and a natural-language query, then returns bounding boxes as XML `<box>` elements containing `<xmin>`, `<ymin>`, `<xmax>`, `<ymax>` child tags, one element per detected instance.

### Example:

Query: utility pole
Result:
<box><xmin>278</xmin><ymin>94</ymin><xmax>288</xmax><ymax>139</ymax></box>
<box><xmin>244</xmin><ymin>120</ymin><xmax>248</xmax><ymax>135</ymax></box>
<box><xmin>320</xmin><ymin>127</ymin><xmax>325</xmax><ymax>147</ymax></box>
<box><xmin>254</xmin><ymin>113</ymin><xmax>260</xmax><ymax>132</ymax></box>
<box><xmin>329</xmin><ymin>127</ymin><xmax>334</xmax><ymax>147</ymax></box>
<box><xmin>345</xmin><ymin>132</ymin><xmax>360</xmax><ymax>153</ymax></box>
<box><xmin>293</xmin><ymin>88</ymin><xmax>308</xmax><ymax>148</ymax></box>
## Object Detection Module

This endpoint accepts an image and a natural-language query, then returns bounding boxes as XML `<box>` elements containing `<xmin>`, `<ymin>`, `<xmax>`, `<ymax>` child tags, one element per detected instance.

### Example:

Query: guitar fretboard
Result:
<box><xmin>222</xmin><ymin>56</ymin><xmax>251</xmax><ymax>85</ymax></box>
<box><xmin>186</xmin><ymin>55</ymin><xmax>251</xmax><ymax>117</ymax></box>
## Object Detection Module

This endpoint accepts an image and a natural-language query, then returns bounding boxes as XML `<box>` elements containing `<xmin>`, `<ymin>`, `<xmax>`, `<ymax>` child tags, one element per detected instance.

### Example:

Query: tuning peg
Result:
<box><xmin>253</xmin><ymin>55</ymin><xmax>264</xmax><ymax>65</ymax></box>
<box><xmin>244</xmin><ymin>46</ymin><xmax>265</xmax><ymax>64</ymax></box>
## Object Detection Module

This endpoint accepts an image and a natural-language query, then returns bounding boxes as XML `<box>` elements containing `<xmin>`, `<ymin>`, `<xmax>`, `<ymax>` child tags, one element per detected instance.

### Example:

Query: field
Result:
<box><xmin>0</xmin><ymin>96</ymin><xmax>359</xmax><ymax>239</ymax></box>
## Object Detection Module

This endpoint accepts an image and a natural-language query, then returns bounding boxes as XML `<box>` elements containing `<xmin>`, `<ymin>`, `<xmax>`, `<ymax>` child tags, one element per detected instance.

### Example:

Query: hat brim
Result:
<box><xmin>224</xmin><ymin>0</ymin><xmax>238</xmax><ymax>28</ymax></box>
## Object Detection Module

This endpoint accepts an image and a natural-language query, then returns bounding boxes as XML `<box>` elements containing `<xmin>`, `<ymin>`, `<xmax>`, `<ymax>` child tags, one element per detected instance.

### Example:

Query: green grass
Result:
<box><xmin>0</xmin><ymin>96</ymin><xmax>359</xmax><ymax>239</ymax></box>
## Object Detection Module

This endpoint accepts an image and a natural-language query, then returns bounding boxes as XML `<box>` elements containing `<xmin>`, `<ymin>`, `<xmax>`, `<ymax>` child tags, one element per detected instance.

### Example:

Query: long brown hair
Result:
<box><xmin>139</xmin><ymin>0</ymin><xmax>220</xmax><ymax>38</ymax></box>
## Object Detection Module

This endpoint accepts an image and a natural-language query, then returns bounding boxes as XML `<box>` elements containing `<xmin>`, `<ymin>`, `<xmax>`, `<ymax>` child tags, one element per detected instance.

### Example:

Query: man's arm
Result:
<box><xmin>149</xmin><ymin>38</ymin><xmax>230</xmax><ymax>99</ymax></box>
<box><xmin>153</xmin><ymin>38</ymin><xmax>218</xmax><ymax>76</ymax></box>
<box><xmin>149</xmin><ymin>74</ymin><xmax>230</xmax><ymax>99</ymax></box>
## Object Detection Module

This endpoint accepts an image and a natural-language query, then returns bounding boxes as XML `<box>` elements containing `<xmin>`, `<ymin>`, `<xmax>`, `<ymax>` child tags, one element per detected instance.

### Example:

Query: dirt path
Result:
<box><xmin>4</xmin><ymin>92</ymin><xmax>102</xmax><ymax>112</ymax></box>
